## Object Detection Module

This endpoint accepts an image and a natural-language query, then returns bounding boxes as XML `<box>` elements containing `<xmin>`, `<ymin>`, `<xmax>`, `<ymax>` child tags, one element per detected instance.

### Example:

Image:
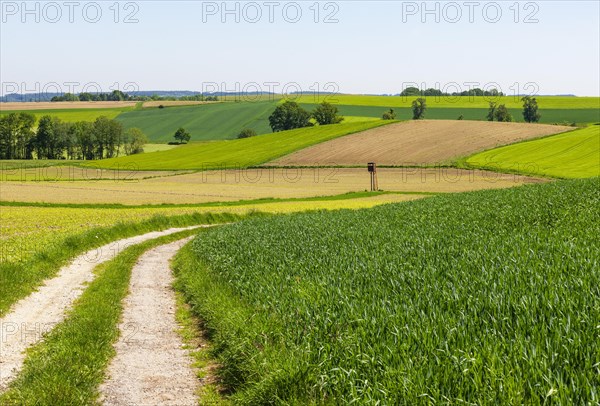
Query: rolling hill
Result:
<box><xmin>84</xmin><ymin>121</ymin><xmax>393</xmax><ymax>171</ymax></box>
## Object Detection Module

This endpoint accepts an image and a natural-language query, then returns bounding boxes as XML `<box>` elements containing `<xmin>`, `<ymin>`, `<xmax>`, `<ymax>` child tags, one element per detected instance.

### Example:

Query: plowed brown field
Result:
<box><xmin>269</xmin><ymin>120</ymin><xmax>573</xmax><ymax>166</ymax></box>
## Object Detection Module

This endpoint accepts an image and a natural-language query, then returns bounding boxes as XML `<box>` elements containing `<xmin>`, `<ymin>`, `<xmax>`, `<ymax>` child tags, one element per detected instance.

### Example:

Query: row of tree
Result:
<box><xmin>268</xmin><ymin>101</ymin><xmax>343</xmax><ymax>132</ymax></box>
<box><xmin>400</xmin><ymin>87</ymin><xmax>504</xmax><ymax>97</ymax></box>
<box><xmin>266</xmin><ymin>96</ymin><xmax>541</xmax><ymax>130</ymax></box>
<box><xmin>486</xmin><ymin>96</ymin><xmax>541</xmax><ymax>123</ymax></box>
<box><xmin>51</xmin><ymin>90</ymin><xmax>219</xmax><ymax>102</ymax></box>
<box><xmin>0</xmin><ymin>113</ymin><xmax>147</xmax><ymax>160</ymax></box>
<box><xmin>382</xmin><ymin>99</ymin><xmax>427</xmax><ymax>120</ymax></box>
<box><xmin>380</xmin><ymin>96</ymin><xmax>541</xmax><ymax>122</ymax></box>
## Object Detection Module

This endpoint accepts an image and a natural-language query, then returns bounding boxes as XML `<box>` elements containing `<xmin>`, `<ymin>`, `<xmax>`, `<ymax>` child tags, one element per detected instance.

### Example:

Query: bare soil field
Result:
<box><xmin>269</xmin><ymin>120</ymin><xmax>573</xmax><ymax>166</ymax></box>
<box><xmin>0</xmin><ymin>101</ymin><xmax>137</xmax><ymax>111</ymax></box>
<box><xmin>0</xmin><ymin>168</ymin><xmax>545</xmax><ymax>205</ymax></box>
<box><xmin>0</xmin><ymin>166</ymin><xmax>191</xmax><ymax>182</ymax></box>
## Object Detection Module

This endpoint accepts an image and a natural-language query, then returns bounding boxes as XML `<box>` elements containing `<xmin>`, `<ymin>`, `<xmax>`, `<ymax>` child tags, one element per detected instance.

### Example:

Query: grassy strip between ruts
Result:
<box><xmin>0</xmin><ymin>211</ymin><xmax>248</xmax><ymax>318</ymax></box>
<box><xmin>0</xmin><ymin>228</ymin><xmax>202</xmax><ymax>405</ymax></box>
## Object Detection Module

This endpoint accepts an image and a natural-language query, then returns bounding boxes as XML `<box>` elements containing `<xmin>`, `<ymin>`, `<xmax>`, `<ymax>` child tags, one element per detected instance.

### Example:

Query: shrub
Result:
<box><xmin>237</xmin><ymin>128</ymin><xmax>257</xmax><ymax>139</ymax></box>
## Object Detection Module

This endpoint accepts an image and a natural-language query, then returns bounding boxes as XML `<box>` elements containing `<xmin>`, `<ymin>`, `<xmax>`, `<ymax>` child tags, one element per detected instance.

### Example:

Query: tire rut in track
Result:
<box><xmin>0</xmin><ymin>226</ymin><xmax>201</xmax><ymax>391</ymax></box>
<box><xmin>100</xmin><ymin>237</ymin><xmax>198</xmax><ymax>406</ymax></box>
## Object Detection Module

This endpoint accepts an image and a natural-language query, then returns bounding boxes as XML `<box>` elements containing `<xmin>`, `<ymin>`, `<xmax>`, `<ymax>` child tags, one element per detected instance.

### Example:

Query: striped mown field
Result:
<box><xmin>465</xmin><ymin>125</ymin><xmax>600</xmax><ymax>178</ymax></box>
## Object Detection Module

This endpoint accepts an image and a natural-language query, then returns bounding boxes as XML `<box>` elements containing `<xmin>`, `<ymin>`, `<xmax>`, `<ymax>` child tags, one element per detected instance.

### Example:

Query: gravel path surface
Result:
<box><xmin>100</xmin><ymin>237</ymin><xmax>198</xmax><ymax>406</ymax></box>
<box><xmin>0</xmin><ymin>226</ymin><xmax>199</xmax><ymax>391</ymax></box>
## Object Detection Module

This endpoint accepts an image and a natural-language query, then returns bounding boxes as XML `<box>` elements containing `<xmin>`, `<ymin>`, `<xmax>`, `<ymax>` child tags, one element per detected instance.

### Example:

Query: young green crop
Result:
<box><xmin>465</xmin><ymin>125</ymin><xmax>600</xmax><ymax>178</ymax></box>
<box><xmin>176</xmin><ymin>178</ymin><xmax>600</xmax><ymax>404</ymax></box>
<box><xmin>116</xmin><ymin>100</ymin><xmax>278</xmax><ymax>142</ymax></box>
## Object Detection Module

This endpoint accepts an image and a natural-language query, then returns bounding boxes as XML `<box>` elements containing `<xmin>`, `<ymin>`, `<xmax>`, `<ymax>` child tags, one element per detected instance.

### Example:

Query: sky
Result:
<box><xmin>1</xmin><ymin>1</ymin><xmax>599</xmax><ymax>96</ymax></box>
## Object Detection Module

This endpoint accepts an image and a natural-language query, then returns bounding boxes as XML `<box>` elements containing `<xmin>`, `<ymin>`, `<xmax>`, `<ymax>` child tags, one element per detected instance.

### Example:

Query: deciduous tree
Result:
<box><xmin>268</xmin><ymin>101</ymin><xmax>312</xmax><ymax>132</ymax></box>
<box><xmin>522</xmin><ymin>96</ymin><xmax>541</xmax><ymax>123</ymax></box>
<box><xmin>312</xmin><ymin>102</ymin><xmax>344</xmax><ymax>125</ymax></box>
<box><xmin>411</xmin><ymin>98</ymin><xmax>427</xmax><ymax>120</ymax></box>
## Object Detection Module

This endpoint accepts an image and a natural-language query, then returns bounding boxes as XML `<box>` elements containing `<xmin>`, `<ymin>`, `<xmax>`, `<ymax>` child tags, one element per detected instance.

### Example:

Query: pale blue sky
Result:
<box><xmin>1</xmin><ymin>1</ymin><xmax>599</xmax><ymax>96</ymax></box>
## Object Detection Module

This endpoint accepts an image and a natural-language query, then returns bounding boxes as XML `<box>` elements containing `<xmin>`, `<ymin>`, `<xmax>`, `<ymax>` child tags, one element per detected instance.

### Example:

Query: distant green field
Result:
<box><xmin>0</xmin><ymin>107</ymin><xmax>132</xmax><ymax>122</ymax></box>
<box><xmin>295</xmin><ymin>94</ymin><xmax>600</xmax><ymax>109</ymax></box>
<box><xmin>301</xmin><ymin>104</ymin><xmax>600</xmax><ymax>124</ymax></box>
<box><xmin>85</xmin><ymin>121</ymin><xmax>393</xmax><ymax>171</ymax></box>
<box><xmin>116</xmin><ymin>101</ymin><xmax>278</xmax><ymax>142</ymax></box>
<box><xmin>465</xmin><ymin>125</ymin><xmax>600</xmax><ymax>178</ymax></box>
<box><xmin>0</xmin><ymin>160</ymin><xmax>83</xmax><ymax>169</ymax></box>
<box><xmin>142</xmin><ymin>143</ymin><xmax>180</xmax><ymax>153</ymax></box>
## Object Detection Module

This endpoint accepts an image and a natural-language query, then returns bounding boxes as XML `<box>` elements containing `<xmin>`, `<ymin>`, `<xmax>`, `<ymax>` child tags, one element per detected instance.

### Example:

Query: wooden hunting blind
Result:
<box><xmin>368</xmin><ymin>162</ymin><xmax>378</xmax><ymax>191</ymax></box>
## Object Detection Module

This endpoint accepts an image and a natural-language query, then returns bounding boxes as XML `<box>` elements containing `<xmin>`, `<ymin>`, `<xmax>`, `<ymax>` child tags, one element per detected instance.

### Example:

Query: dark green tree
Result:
<box><xmin>35</xmin><ymin>116</ymin><xmax>60</xmax><ymax>159</ymax></box>
<box><xmin>0</xmin><ymin>112</ymin><xmax>35</xmax><ymax>159</ymax></box>
<box><xmin>72</xmin><ymin>121</ymin><xmax>95</xmax><ymax>160</ymax></box>
<box><xmin>123</xmin><ymin>128</ymin><xmax>148</xmax><ymax>155</ymax></box>
<box><xmin>268</xmin><ymin>101</ymin><xmax>312</xmax><ymax>132</ymax></box>
<box><xmin>174</xmin><ymin>127</ymin><xmax>191</xmax><ymax>144</ymax></box>
<box><xmin>522</xmin><ymin>96</ymin><xmax>541</xmax><ymax>123</ymax></box>
<box><xmin>382</xmin><ymin>109</ymin><xmax>396</xmax><ymax>120</ymax></box>
<box><xmin>107</xmin><ymin>90</ymin><xmax>128</xmax><ymax>101</ymax></box>
<box><xmin>494</xmin><ymin>104</ymin><xmax>513</xmax><ymax>122</ymax></box>
<box><xmin>411</xmin><ymin>98</ymin><xmax>427</xmax><ymax>120</ymax></box>
<box><xmin>400</xmin><ymin>87</ymin><xmax>421</xmax><ymax>96</ymax></box>
<box><xmin>312</xmin><ymin>102</ymin><xmax>344</xmax><ymax>125</ymax></box>
<box><xmin>92</xmin><ymin>116</ymin><xmax>111</xmax><ymax>159</ymax></box>
<box><xmin>487</xmin><ymin>102</ymin><xmax>497</xmax><ymax>121</ymax></box>
<box><xmin>78</xmin><ymin>92</ymin><xmax>95</xmax><ymax>101</ymax></box>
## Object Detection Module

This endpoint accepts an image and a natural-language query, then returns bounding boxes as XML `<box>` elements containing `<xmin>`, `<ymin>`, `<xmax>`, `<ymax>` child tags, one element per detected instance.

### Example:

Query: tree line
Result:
<box><xmin>51</xmin><ymin>90</ymin><xmax>219</xmax><ymax>102</ymax></box>
<box><xmin>263</xmin><ymin>97</ymin><xmax>542</xmax><ymax>134</ymax></box>
<box><xmin>0</xmin><ymin>113</ymin><xmax>147</xmax><ymax>160</ymax></box>
<box><xmin>382</xmin><ymin>96</ymin><xmax>541</xmax><ymax>122</ymax></box>
<box><xmin>400</xmin><ymin>87</ymin><xmax>504</xmax><ymax>97</ymax></box>
<box><xmin>486</xmin><ymin>96</ymin><xmax>541</xmax><ymax>123</ymax></box>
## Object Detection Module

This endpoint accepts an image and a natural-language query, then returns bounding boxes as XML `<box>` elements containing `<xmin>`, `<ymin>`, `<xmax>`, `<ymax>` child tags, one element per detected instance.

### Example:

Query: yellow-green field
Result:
<box><xmin>465</xmin><ymin>125</ymin><xmax>600</xmax><ymax>178</ymax></box>
<box><xmin>290</xmin><ymin>94</ymin><xmax>600</xmax><ymax>109</ymax></box>
<box><xmin>0</xmin><ymin>194</ymin><xmax>418</xmax><ymax>263</ymax></box>
<box><xmin>0</xmin><ymin>107</ymin><xmax>133</xmax><ymax>122</ymax></box>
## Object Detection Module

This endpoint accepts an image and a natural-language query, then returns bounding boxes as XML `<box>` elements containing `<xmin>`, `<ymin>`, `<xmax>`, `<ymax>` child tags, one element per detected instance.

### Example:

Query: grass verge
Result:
<box><xmin>0</xmin><ymin>228</ymin><xmax>201</xmax><ymax>404</ymax></box>
<box><xmin>175</xmin><ymin>290</ymin><xmax>230</xmax><ymax>405</ymax></box>
<box><xmin>0</xmin><ymin>211</ymin><xmax>249</xmax><ymax>317</ymax></box>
